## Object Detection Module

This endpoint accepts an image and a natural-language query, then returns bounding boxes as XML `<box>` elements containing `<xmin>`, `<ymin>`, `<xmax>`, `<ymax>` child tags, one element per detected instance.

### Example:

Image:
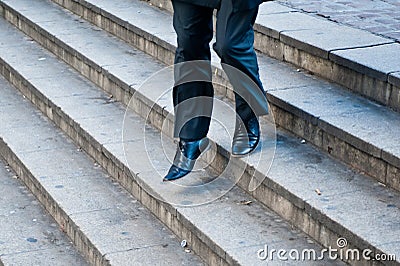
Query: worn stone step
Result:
<box><xmin>0</xmin><ymin>76</ymin><xmax>204</xmax><ymax>265</ymax></box>
<box><xmin>0</xmin><ymin>159</ymin><xmax>88</xmax><ymax>266</ymax></box>
<box><xmin>1</xmin><ymin>0</ymin><xmax>397</xmax><ymax>193</ymax></box>
<box><xmin>0</xmin><ymin>3</ymin><xmax>398</xmax><ymax>265</ymax></box>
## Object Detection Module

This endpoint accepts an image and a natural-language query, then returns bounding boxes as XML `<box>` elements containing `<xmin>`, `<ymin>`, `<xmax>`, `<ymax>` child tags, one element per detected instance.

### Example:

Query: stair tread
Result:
<box><xmin>0</xmin><ymin>75</ymin><xmax>204</xmax><ymax>265</ymax></box>
<box><xmin>0</xmin><ymin>159</ymin><xmax>88</xmax><ymax>266</ymax></box>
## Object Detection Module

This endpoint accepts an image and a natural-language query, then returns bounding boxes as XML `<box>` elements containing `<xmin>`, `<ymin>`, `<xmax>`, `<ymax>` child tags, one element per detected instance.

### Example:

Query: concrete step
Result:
<box><xmin>0</xmin><ymin>79</ymin><xmax>204</xmax><ymax>264</ymax></box>
<box><xmin>0</xmin><ymin>159</ymin><xmax>88</xmax><ymax>266</ymax></box>
<box><xmin>4</xmin><ymin>0</ymin><xmax>398</xmax><ymax>192</ymax></box>
<box><xmin>0</xmin><ymin>16</ymin><xmax>338</xmax><ymax>266</ymax></box>
<box><xmin>0</xmin><ymin>1</ymin><xmax>398</xmax><ymax>265</ymax></box>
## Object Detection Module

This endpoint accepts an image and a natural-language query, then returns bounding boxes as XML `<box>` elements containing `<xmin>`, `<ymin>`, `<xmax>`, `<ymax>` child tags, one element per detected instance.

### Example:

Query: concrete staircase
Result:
<box><xmin>0</xmin><ymin>0</ymin><xmax>399</xmax><ymax>265</ymax></box>
<box><xmin>0</xmin><ymin>57</ymin><xmax>203</xmax><ymax>265</ymax></box>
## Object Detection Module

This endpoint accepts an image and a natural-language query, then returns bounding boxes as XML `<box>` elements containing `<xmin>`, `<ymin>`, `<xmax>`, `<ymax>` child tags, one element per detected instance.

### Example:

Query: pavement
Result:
<box><xmin>277</xmin><ymin>0</ymin><xmax>400</xmax><ymax>42</ymax></box>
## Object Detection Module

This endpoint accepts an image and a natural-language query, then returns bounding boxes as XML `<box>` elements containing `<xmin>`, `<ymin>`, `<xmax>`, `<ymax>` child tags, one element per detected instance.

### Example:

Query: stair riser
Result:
<box><xmin>43</xmin><ymin>0</ymin><xmax>400</xmax><ymax>192</ymax></box>
<box><xmin>54</xmin><ymin>0</ymin><xmax>175</xmax><ymax>66</ymax></box>
<box><xmin>260</xmin><ymin>33</ymin><xmax>396</xmax><ymax>111</ymax></box>
<box><xmin>270</xmin><ymin>104</ymin><xmax>397</xmax><ymax>190</ymax></box>
<box><xmin>0</xmin><ymin>138</ymin><xmax>108</xmax><ymax>266</ymax></box>
<box><xmin>0</xmin><ymin>9</ymin><xmax>390</xmax><ymax>266</ymax></box>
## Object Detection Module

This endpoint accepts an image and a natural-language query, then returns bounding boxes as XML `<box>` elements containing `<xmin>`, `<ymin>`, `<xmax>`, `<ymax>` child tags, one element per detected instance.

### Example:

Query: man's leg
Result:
<box><xmin>164</xmin><ymin>1</ymin><xmax>214</xmax><ymax>181</ymax></box>
<box><xmin>213</xmin><ymin>0</ymin><xmax>268</xmax><ymax>122</ymax></box>
<box><xmin>213</xmin><ymin>0</ymin><xmax>268</xmax><ymax>156</ymax></box>
<box><xmin>172</xmin><ymin>0</ymin><xmax>214</xmax><ymax>141</ymax></box>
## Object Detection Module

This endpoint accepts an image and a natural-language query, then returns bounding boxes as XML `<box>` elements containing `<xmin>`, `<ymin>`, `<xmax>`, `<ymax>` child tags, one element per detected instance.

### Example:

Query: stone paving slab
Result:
<box><xmin>254</xmin><ymin>1</ymin><xmax>399</xmax><ymax>94</ymax></box>
<box><xmin>1</xmin><ymin>8</ymin><xmax>399</xmax><ymax>265</ymax></box>
<box><xmin>276</xmin><ymin>0</ymin><xmax>400</xmax><ymax>42</ymax></box>
<box><xmin>331</xmin><ymin>42</ymin><xmax>400</xmax><ymax>81</ymax></box>
<box><xmin>256</xmin><ymin>1</ymin><xmax>400</xmax><ymax>94</ymax></box>
<box><xmin>0</xmin><ymin>160</ymin><xmax>88</xmax><ymax>266</ymax></box>
<box><xmin>255</xmin><ymin>11</ymin><xmax>392</xmax><ymax>59</ymax></box>
<box><xmin>258</xmin><ymin>1</ymin><xmax>295</xmax><ymax>14</ymax></box>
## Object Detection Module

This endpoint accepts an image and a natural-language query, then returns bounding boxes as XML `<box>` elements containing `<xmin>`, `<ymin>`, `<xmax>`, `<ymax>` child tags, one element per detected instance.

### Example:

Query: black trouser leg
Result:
<box><xmin>172</xmin><ymin>1</ymin><xmax>214</xmax><ymax>141</ymax></box>
<box><xmin>213</xmin><ymin>0</ymin><xmax>268</xmax><ymax>122</ymax></box>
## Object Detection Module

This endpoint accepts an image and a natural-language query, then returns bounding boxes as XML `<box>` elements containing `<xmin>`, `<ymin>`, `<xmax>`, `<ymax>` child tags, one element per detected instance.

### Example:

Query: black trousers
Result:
<box><xmin>172</xmin><ymin>0</ymin><xmax>268</xmax><ymax>140</ymax></box>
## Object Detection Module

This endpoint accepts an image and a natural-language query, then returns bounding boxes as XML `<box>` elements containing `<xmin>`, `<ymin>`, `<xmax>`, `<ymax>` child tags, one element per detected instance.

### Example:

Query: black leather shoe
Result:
<box><xmin>232</xmin><ymin>117</ymin><xmax>260</xmax><ymax>157</ymax></box>
<box><xmin>163</xmin><ymin>138</ymin><xmax>210</xmax><ymax>182</ymax></box>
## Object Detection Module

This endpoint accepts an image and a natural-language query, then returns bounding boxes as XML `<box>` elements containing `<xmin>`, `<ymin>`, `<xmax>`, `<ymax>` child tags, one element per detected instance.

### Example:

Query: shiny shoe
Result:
<box><xmin>163</xmin><ymin>138</ymin><xmax>210</xmax><ymax>182</ymax></box>
<box><xmin>231</xmin><ymin>117</ymin><xmax>260</xmax><ymax>157</ymax></box>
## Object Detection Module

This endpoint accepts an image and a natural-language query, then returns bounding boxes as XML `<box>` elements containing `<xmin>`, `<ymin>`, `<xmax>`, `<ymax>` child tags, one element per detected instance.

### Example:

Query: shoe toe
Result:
<box><xmin>163</xmin><ymin>138</ymin><xmax>209</xmax><ymax>181</ymax></box>
<box><xmin>163</xmin><ymin>165</ymin><xmax>190</xmax><ymax>181</ymax></box>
